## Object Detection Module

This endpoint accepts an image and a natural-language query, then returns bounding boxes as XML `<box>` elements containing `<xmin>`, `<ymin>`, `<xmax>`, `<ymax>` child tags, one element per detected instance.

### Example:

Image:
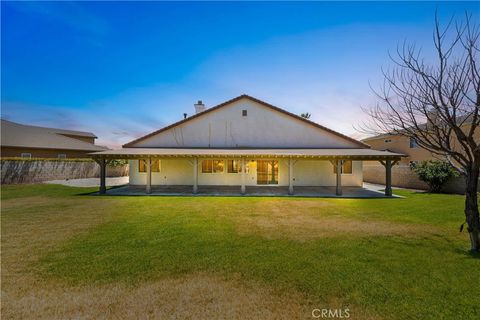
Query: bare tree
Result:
<box><xmin>362</xmin><ymin>13</ymin><xmax>480</xmax><ymax>252</ymax></box>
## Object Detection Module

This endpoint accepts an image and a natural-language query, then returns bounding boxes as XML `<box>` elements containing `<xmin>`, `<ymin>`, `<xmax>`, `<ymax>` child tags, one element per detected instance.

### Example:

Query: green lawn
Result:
<box><xmin>1</xmin><ymin>184</ymin><xmax>479</xmax><ymax>319</ymax></box>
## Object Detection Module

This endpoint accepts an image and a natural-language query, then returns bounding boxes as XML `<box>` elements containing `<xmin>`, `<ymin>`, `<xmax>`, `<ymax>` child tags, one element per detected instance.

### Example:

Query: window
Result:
<box><xmin>384</xmin><ymin>139</ymin><xmax>392</xmax><ymax>143</ymax></box>
<box><xmin>58</xmin><ymin>154</ymin><xmax>66</xmax><ymax>159</ymax></box>
<box><xmin>333</xmin><ymin>160</ymin><xmax>353</xmax><ymax>174</ymax></box>
<box><xmin>202</xmin><ymin>160</ymin><xmax>213</xmax><ymax>173</ymax></box>
<box><xmin>20</xmin><ymin>153</ymin><xmax>31</xmax><ymax>159</ymax></box>
<box><xmin>202</xmin><ymin>160</ymin><xmax>224</xmax><ymax>173</ymax></box>
<box><xmin>227</xmin><ymin>159</ymin><xmax>242</xmax><ymax>173</ymax></box>
<box><xmin>138</xmin><ymin>159</ymin><xmax>161</xmax><ymax>172</ymax></box>
<box><xmin>242</xmin><ymin>109</ymin><xmax>247</xmax><ymax>116</ymax></box>
<box><xmin>409</xmin><ymin>138</ymin><xmax>419</xmax><ymax>148</ymax></box>
<box><xmin>213</xmin><ymin>160</ymin><xmax>224</xmax><ymax>173</ymax></box>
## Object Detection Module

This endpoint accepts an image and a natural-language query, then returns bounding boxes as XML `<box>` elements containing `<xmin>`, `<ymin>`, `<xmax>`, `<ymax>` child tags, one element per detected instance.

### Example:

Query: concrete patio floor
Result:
<box><xmin>103</xmin><ymin>184</ymin><xmax>400</xmax><ymax>198</ymax></box>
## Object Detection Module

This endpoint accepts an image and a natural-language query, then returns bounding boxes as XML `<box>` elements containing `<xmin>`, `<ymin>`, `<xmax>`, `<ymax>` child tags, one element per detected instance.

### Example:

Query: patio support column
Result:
<box><xmin>146</xmin><ymin>158</ymin><xmax>152</xmax><ymax>194</ymax></box>
<box><xmin>193</xmin><ymin>157</ymin><xmax>198</xmax><ymax>194</ymax></box>
<box><xmin>336</xmin><ymin>159</ymin><xmax>342</xmax><ymax>196</ymax></box>
<box><xmin>385</xmin><ymin>159</ymin><xmax>392</xmax><ymax>196</ymax></box>
<box><xmin>99</xmin><ymin>157</ymin><xmax>106</xmax><ymax>195</ymax></box>
<box><xmin>288</xmin><ymin>157</ymin><xmax>294</xmax><ymax>195</ymax></box>
<box><xmin>241</xmin><ymin>158</ymin><xmax>246</xmax><ymax>194</ymax></box>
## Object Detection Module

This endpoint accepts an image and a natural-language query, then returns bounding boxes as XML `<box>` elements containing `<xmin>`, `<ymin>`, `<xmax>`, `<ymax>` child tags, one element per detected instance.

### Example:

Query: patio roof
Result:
<box><xmin>90</xmin><ymin>148</ymin><xmax>405</xmax><ymax>160</ymax></box>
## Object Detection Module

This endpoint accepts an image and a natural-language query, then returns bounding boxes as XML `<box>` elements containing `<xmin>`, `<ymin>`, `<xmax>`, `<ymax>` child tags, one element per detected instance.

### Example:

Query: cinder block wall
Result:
<box><xmin>1</xmin><ymin>160</ymin><xmax>129</xmax><ymax>184</ymax></box>
<box><xmin>363</xmin><ymin>164</ymin><xmax>475</xmax><ymax>194</ymax></box>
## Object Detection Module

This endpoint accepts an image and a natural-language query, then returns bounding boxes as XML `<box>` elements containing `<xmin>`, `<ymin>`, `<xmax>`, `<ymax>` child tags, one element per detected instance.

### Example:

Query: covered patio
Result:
<box><xmin>105</xmin><ymin>184</ymin><xmax>397</xmax><ymax>198</ymax></box>
<box><xmin>91</xmin><ymin>148</ymin><xmax>404</xmax><ymax>197</ymax></box>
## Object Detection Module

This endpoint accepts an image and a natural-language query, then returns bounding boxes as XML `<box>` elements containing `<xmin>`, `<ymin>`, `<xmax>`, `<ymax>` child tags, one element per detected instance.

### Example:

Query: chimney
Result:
<box><xmin>194</xmin><ymin>100</ymin><xmax>205</xmax><ymax>114</ymax></box>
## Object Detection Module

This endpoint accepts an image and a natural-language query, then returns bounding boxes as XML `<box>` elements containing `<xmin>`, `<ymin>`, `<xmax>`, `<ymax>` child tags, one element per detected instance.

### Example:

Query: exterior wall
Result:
<box><xmin>1</xmin><ymin>146</ymin><xmax>95</xmax><ymax>159</ymax></box>
<box><xmin>363</xmin><ymin>123</ymin><xmax>480</xmax><ymax>165</ymax></box>
<box><xmin>129</xmin><ymin>159</ymin><xmax>363</xmax><ymax>187</ymax></box>
<box><xmin>131</xmin><ymin>98</ymin><xmax>361</xmax><ymax>149</ymax></box>
<box><xmin>363</xmin><ymin>136</ymin><xmax>433</xmax><ymax>165</ymax></box>
<box><xmin>1</xmin><ymin>159</ymin><xmax>129</xmax><ymax>184</ymax></box>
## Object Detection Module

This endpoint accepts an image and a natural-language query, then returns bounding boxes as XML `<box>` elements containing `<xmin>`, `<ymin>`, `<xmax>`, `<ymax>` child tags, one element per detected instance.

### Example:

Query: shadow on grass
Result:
<box><xmin>75</xmin><ymin>185</ymin><xmax>127</xmax><ymax>196</ymax></box>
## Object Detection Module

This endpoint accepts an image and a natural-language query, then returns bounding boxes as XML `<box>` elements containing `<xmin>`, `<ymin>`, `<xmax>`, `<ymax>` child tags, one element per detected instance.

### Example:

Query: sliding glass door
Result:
<box><xmin>256</xmin><ymin>160</ymin><xmax>278</xmax><ymax>185</ymax></box>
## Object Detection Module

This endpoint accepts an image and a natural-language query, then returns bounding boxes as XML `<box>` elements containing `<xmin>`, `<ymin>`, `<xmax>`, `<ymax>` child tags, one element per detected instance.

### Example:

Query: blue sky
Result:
<box><xmin>2</xmin><ymin>1</ymin><xmax>479</xmax><ymax>148</ymax></box>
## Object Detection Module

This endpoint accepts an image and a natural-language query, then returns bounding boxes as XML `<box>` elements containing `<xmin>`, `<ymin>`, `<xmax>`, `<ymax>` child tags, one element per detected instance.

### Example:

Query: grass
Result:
<box><xmin>1</xmin><ymin>184</ymin><xmax>479</xmax><ymax>319</ymax></box>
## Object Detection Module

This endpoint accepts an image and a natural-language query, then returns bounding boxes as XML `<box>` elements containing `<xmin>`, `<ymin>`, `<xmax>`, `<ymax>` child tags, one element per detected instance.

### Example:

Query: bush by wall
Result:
<box><xmin>1</xmin><ymin>159</ymin><xmax>129</xmax><ymax>184</ymax></box>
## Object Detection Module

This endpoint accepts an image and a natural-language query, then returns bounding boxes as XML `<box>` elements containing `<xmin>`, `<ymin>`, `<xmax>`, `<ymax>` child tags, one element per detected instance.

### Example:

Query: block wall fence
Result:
<box><xmin>363</xmin><ymin>164</ymin><xmax>476</xmax><ymax>194</ymax></box>
<box><xmin>1</xmin><ymin>159</ymin><xmax>128</xmax><ymax>184</ymax></box>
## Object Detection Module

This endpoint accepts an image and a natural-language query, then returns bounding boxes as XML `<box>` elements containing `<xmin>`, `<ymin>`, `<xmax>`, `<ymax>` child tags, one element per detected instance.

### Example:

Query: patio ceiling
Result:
<box><xmin>90</xmin><ymin>148</ymin><xmax>405</xmax><ymax>161</ymax></box>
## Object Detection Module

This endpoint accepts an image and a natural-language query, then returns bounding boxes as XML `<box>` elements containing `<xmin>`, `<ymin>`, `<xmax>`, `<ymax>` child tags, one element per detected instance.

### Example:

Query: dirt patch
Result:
<box><xmin>229</xmin><ymin>199</ymin><xmax>440</xmax><ymax>241</ymax></box>
<box><xmin>2</xmin><ymin>273</ymin><xmax>316</xmax><ymax>320</ymax></box>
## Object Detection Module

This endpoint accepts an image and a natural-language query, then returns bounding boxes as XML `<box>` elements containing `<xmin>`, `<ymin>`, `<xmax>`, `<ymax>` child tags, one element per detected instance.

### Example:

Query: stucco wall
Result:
<box><xmin>131</xmin><ymin>98</ymin><xmax>361</xmax><ymax>149</ymax></box>
<box><xmin>129</xmin><ymin>159</ymin><xmax>362</xmax><ymax>187</ymax></box>
<box><xmin>1</xmin><ymin>160</ymin><xmax>129</xmax><ymax>184</ymax></box>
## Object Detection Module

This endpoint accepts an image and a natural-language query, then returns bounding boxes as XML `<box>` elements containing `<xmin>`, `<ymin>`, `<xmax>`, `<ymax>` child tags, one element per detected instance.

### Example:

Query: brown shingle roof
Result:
<box><xmin>1</xmin><ymin>119</ymin><xmax>107</xmax><ymax>151</ymax></box>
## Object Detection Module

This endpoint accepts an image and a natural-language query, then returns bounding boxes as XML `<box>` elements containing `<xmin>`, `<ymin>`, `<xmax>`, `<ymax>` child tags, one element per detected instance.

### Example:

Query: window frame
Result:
<box><xmin>202</xmin><ymin>159</ymin><xmax>224</xmax><ymax>173</ymax></box>
<box><xmin>202</xmin><ymin>159</ymin><xmax>213</xmax><ymax>173</ymax></box>
<box><xmin>138</xmin><ymin>159</ymin><xmax>161</xmax><ymax>173</ymax></box>
<box><xmin>20</xmin><ymin>153</ymin><xmax>32</xmax><ymax>159</ymax></box>
<box><xmin>213</xmin><ymin>160</ymin><xmax>224</xmax><ymax>173</ymax></box>
<box><xmin>227</xmin><ymin>159</ymin><xmax>242</xmax><ymax>173</ymax></box>
<box><xmin>333</xmin><ymin>160</ymin><xmax>353</xmax><ymax>175</ymax></box>
<box><xmin>57</xmin><ymin>154</ymin><xmax>67</xmax><ymax>159</ymax></box>
<box><xmin>409</xmin><ymin>138</ymin><xmax>419</xmax><ymax>148</ymax></box>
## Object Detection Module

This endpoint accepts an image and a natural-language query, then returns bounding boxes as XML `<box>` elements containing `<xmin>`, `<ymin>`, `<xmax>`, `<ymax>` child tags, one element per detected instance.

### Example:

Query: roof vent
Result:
<box><xmin>194</xmin><ymin>100</ymin><xmax>205</xmax><ymax>114</ymax></box>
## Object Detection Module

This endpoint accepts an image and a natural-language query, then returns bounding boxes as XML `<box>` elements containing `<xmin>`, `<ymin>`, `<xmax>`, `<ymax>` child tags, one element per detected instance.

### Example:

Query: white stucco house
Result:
<box><xmin>92</xmin><ymin>95</ymin><xmax>403</xmax><ymax>196</ymax></box>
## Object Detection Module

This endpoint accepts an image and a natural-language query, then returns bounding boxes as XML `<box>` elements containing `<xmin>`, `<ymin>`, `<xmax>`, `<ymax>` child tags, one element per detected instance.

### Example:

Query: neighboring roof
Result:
<box><xmin>362</xmin><ymin>133</ymin><xmax>400</xmax><ymax>142</ymax></box>
<box><xmin>123</xmin><ymin>94</ymin><xmax>370</xmax><ymax>149</ymax></box>
<box><xmin>1</xmin><ymin>119</ymin><xmax>107</xmax><ymax>151</ymax></box>
<box><xmin>91</xmin><ymin>148</ymin><xmax>405</xmax><ymax>160</ymax></box>
<box><xmin>362</xmin><ymin>113</ymin><xmax>477</xmax><ymax>142</ymax></box>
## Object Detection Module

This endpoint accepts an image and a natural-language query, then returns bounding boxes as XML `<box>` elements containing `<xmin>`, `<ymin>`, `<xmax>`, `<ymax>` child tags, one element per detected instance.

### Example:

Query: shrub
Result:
<box><xmin>107</xmin><ymin>159</ymin><xmax>128</xmax><ymax>167</ymax></box>
<box><xmin>410</xmin><ymin>160</ymin><xmax>459</xmax><ymax>192</ymax></box>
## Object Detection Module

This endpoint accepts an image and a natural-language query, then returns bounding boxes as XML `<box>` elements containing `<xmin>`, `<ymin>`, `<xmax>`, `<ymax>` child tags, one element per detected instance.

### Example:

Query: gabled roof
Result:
<box><xmin>1</xmin><ymin>119</ymin><xmax>107</xmax><ymax>151</ymax></box>
<box><xmin>124</xmin><ymin>94</ymin><xmax>370</xmax><ymax>148</ymax></box>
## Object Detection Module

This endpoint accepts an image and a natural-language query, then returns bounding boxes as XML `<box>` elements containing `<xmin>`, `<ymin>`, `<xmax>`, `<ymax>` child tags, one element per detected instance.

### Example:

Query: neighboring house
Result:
<box><xmin>362</xmin><ymin>115</ymin><xmax>480</xmax><ymax>165</ymax></box>
<box><xmin>362</xmin><ymin>134</ymin><xmax>433</xmax><ymax>166</ymax></box>
<box><xmin>91</xmin><ymin>94</ymin><xmax>402</xmax><ymax>195</ymax></box>
<box><xmin>361</xmin><ymin>118</ymin><xmax>479</xmax><ymax>192</ymax></box>
<box><xmin>1</xmin><ymin>119</ymin><xmax>107</xmax><ymax>158</ymax></box>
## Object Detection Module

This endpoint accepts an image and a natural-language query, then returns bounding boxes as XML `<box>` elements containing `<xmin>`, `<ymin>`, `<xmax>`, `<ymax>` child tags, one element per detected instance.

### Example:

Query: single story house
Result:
<box><xmin>1</xmin><ymin>119</ymin><xmax>107</xmax><ymax>158</ymax></box>
<box><xmin>91</xmin><ymin>95</ymin><xmax>404</xmax><ymax>196</ymax></box>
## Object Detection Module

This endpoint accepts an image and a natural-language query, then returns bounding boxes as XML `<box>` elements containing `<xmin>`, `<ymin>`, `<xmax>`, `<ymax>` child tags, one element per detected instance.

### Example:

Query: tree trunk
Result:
<box><xmin>464</xmin><ymin>165</ymin><xmax>480</xmax><ymax>252</ymax></box>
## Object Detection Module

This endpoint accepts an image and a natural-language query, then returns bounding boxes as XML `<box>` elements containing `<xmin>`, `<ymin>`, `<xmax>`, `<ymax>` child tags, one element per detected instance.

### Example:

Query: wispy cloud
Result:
<box><xmin>0</xmin><ymin>10</ymin><xmax>443</xmax><ymax>147</ymax></box>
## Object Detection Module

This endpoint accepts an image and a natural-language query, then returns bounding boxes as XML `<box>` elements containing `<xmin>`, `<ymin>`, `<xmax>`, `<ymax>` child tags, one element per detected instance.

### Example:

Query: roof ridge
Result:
<box><xmin>123</xmin><ymin>94</ymin><xmax>370</xmax><ymax>148</ymax></box>
<box><xmin>1</xmin><ymin>119</ymin><xmax>97</xmax><ymax>138</ymax></box>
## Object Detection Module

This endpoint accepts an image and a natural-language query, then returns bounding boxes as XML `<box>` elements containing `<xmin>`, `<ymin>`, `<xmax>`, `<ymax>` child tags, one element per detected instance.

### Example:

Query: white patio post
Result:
<box><xmin>146</xmin><ymin>157</ymin><xmax>152</xmax><ymax>194</ymax></box>
<box><xmin>241</xmin><ymin>158</ymin><xmax>246</xmax><ymax>194</ymax></box>
<box><xmin>193</xmin><ymin>157</ymin><xmax>198</xmax><ymax>194</ymax></box>
<box><xmin>288</xmin><ymin>157</ymin><xmax>294</xmax><ymax>195</ymax></box>
<box><xmin>336</xmin><ymin>159</ymin><xmax>342</xmax><ymax>196</ymax></box>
